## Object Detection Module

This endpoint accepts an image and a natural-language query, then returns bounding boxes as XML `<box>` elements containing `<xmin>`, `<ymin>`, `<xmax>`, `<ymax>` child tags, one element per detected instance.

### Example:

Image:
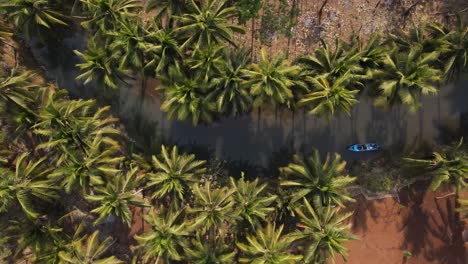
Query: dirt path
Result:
<box><xmin>338</xmin><ymin>181</ymin><xmax>465</xmax><ymax>264</ymax></box>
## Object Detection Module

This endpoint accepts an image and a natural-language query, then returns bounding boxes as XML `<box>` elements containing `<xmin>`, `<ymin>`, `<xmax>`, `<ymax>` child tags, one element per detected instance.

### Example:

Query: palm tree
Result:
<box><xmin>33</xmin><ymin>96</ymin><xmax>120</xmax><ymax>154</ymax></box>
<box><xmin>0</xmin><ymin>152</ymin><xmax>58</xmax><ymax>218</ymax></box>
<box><xmin>0</xmin><ymin>0</ymin><xmax>68</xmax><ymax>40</ymax></box>
<box><xmin>146</xmin><ymin>145</ymin><xmax>206</xmax><ymax>202</ymax></box>
<box><xmin>147</xmin><ymin>24</ymin><xmax>183</xmax><ymax>76</ymax></box>
<box><xmin>280</xmin><ymin>150</ymin><xmax>356</xmax><ymax>207</ymax></box>
<box><xmin>58</xmin><ymin>229</ymin><xmax>123</xmax><ymax>263</ymax></box>
<box><xmin>7</xmin><ymin>216</ymin><xmax>66</xmax><ymax>262</ymax></box>
<box><xmin>48</xmin><ymin>135</ymin><xmax>124</xmax><ymax>193</ymax></box>
<box><xmin>297</xmin><ymin>72</ymin><xmax>359</xmax><ymax>118</ymax></box>
<box><xmin>295</xmin><ymin>39</ymin><xmax>364</xmax><ymax>80</ymax></box>
<box><xmin>294</xmin><ymin>198</ymin><xmax>356</xmax><ymax>264</ymax></box>
<box><xmin>242</xmin><ymin>49</ymin><xmax>301</xmax><ymax>109</ymax></box>
<box><xmin>428</xmin><ymin>17</ymin><xmax>468</xmax><ymax>82</ymax></box>
<box><xmin>175</xmin><ymin>0</ymin><xmax>245</xmax><ymax>49</ymax></box>
<box><xmin>371</xmin><ymin>45</ymin><xmax>442</xmax><ymax>111</ymax></box>
<box><xmin>403</xmin><ymin>138</ymin><xmax>467</xmax><ymax>195</ymax></box>
<box><xmin>189</xmin><ymin>181</ymin><xmax>239</xmax><ymax>237</ymax></box>
<box><xmin>160</xmin><ymin>66</ymin><xmax>217</xmax><ymax>125</ymax></box>
<box><xmin>187</xmin><ymin>44</ymin><xmax>225</xmax><ymax>82</ymax></box>
<box><xmin>237</xmin><ymin>223</ymin><xmax>302</xmax><ymax>263</ymax></box>
<box><xmin>134</xmin><ymin>206</ymin><xmax>189</xmax><ymax>263</ymax></box>
<box><xmin>184</xmin><ymin>233</ymin><xmax>236</xmax><ymax>264</ymax></box>
<box><xmin>81</xmin><ymin>0</ymin><xmax>142</xmax><ymax>34</ymax></box>
<box><xmin>75</xmin><ymin>39</ymin><xmax>129</xmax><ymax>90</ymax></box>
<box><xmin>229</xmin><ymin>175</ymin><xmax>277</xmax><ymax>230</ymax></box>
<box><xmin>209</xmin><ymin>47</ymin><xmax>252</xmax><ymax>116</ymax></box>
<box><xmin>145</xmin><ymin>0</ymin><xmax>188</xmax><ymax>20</ymax></box>
<box><xmin>85</xmin><ymin>167</ymin><xmax>148</xmax><ymax>226</ymax></box>
<box><xmin>0</xmin><ymin>68</ymin><xmax>36</xmax><ymax>113</ymax></box>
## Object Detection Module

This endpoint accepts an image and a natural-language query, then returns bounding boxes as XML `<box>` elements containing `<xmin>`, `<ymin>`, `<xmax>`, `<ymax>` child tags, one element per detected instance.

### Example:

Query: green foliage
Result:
<box><xmin>185</xmin><ymin>233</ymin><xmax>236</xmax><ymax>263</ymax></box>
<box><xmin>237</xmin><ymin>222</ymin><xmax>302</xmax><ymax>263</ymax></box>
<box><xmin>0</xmin><ymin>0</ymin><xmax>68</xmax><ymax>40</ymax></box>
<box><xmin>403</xmin><ymin>138</ymin><xmax>468</xmax><ymax>194</ymax></box>
<box><xmin>235</xmin><ymin>0</ymin><xmax>263</xmax><ymax>24</ymax></box>
<box><xmin>294</xmin><ymin>198</ymin><xmax>356</xmax><ymax>263</ymax></box>
<box><xmin>135</xmin><ymin>206</ymin><xmax>189</xmax><ymax>263</ymax></box>
<box><xmin>280</xmin><ymin>149</ymin><xmax>356</xmax><ymax>207</ymax></box>
<box><xmin>146</xmin><ymin>145</ymin><xmax>207</xmax><ymax>202</ymax></box>
<box><xmin>259</xmin><ymin>0</ymin><xmax>298</xmax><ymax>46</ymax></box>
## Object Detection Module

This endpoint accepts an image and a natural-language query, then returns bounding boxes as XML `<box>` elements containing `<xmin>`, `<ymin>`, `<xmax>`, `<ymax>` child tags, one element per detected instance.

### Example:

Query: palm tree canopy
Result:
<box><xmin>59</xmin><ymin>229</ymin><xmax>123</xmax><ymax>263</ymax></box>
<box><xmin>297</xmin><ymin>72</ymin><xmax>359</xmax><ymax>118</ymax></box>
<box><xmin>403</xmin><ymin>138</ymin><xmax>468</xmax><ymax>194</ymax></box>
<box><xmin>189</xmin><ymin>181</ymin><xmax>239</xmax><ymax>232</ymax></box>
<box><xmin>146</xmin><ymin>145</ymin><xmax>206</xmax><ymax>201</ymax></box>
<box><xmin>135</xmin><ymin>206</ymin><xmax>189</xmax><ymax>263</ymax></box>
<box><xmin>243</xmin><ymin>49</ymin><xmax>300</xmax><ymax>109</ymax></box>
<box><xmin>81</xmin><ymin>0</ymin><xmax>142</xmax><ymax>34</ymax></box>
<box><xmin>294</xmin><ymin>198</ymin><xmax>356</xmax><ymax>264</ymax></box>
<box><xmin>237</xmin><ymin>223</ymin><xmax>302</xmax><ymax>264</ymax></box>
<box><xmin>209</xmin><ymin>47</ymin><xmax>252</xmax><ymax>116</ymax></box>
<box><xmin>86</xmin><ymin>167</ymin><xmax>148</xmax><ymax>226</ymax></box>
<box><xmin>229</xmin><ymin>175</ymin><xmax>277</xmax><ymax>229</ymax></box>
<box><xmin>0</xmin><ymin>0</ymin><xmax>68</xmax><ymax>40</ymax></box>
<box><xmin>371</xmin><ymin>45</ymin><xmax>442</xmax><ymax>111</ymax></box>
<box><xmin>184</xmin><ymin>233</ymin><xmax>236</xmax><ymax>264</ymax></box>
<box><xmin>160</xmin><ymin>66</ymin><xmax>216</xmax><ymax>125</ymax></box>
<box><xmin>280</xmin><ymin>149</ymin><xmax>356</xmax><ymax>207</ymax></box>
<box><xmin>0</xmin><ymin>153</ymin><xmax>57</xmax><ymax>219</ymax></box>
<box><xmin>175</xmin><ymin>0</ymin><xmax>245</xmax><ymax>49</ymax></box>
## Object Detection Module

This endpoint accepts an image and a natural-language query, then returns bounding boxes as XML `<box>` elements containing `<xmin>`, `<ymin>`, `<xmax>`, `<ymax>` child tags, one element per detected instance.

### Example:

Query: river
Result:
<box><xmin>29</xmin><ymin>33</ymin><xmax>468</xmax><ymax>170</ymax></box>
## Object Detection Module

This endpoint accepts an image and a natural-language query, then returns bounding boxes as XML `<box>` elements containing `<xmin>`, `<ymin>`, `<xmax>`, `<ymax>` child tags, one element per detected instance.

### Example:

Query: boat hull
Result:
<box><xmin>347</xmin><ymin>143</ymin><xmax>380</xmax><ymax>152</ymax></box>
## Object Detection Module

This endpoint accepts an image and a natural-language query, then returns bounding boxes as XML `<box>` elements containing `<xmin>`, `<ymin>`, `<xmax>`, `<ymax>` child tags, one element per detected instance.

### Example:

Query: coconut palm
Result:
<box><xmin>0</xmin><ymin>153</ymin><xmax>57</xmax><ymax>219</ymax></box>
<box><xmin>237</xmin><ymin>223</ymin><xmax>302</xmax><ymax>264</ymax></box>
<box><xmin>81</xmin><ymin>0</ymin><xmax>142</xmax><ymax>34</ymax></box>
<box><xmin>297</xmin><ymin>72</ymin><xmax>359</xmax><ymax>118</ymax></box>
<box><xmin>295</xmin><ymin>39</ymin><xmax>364</xmax><ymax>80</ymax></box>
<box><xmin>184</xmin><ymin>233</ymin><xmax>236</xmax><ymax>264</ymax></box>
<box><xmin>146</xmin><ymin>145</ymin><xmax>206</xmax><ymax>202</ymax></box>
<box><xmin>189</xmin><ymin>181</ymin><xmax>239</xmax><ymax>236</ymax></box>
<box><xmin>175</xmin><ymin>0</ymin><xmax>245</xmax><ymax>49</ymax></box>
<box><xmin>356</xmin><ymin>33</ymin><xmax>387</xmax><ymax>70</ymax></box>
<box><xmin>33</xmin><ymin>96</ymin><xmax>120</xmax><ymax>154</ymax></box>
<box><xmin>7</xmin><ymin>216</ymin><xmax>66</xmax><ymax>262</ymax></box>
<box><xmin>209</xmin><ymin>47</ymin><xmax>252</xmax><ymax>116</ymax></box>
<box><xmin>242</xmin><ymin>49</ymin><xmax>301</xmax><ymax>109</ymax></box>
<box><xmin>75</xmin><ymin>39</ymin><xmax>129</xmax><ymax>90</ymax></box>
<box><xmin>48</xmin><ymin>135</ymin><xmax>124</xmax><ymax>193</ymax></box>
<box><xmin>160</xmin><ymin>66</ymin><xmax>217</xmax><ymax>125</ymax></box>
<box><xmin>403</xmin><ymin>138</ymin><xmax>468</xmax><ymax>194</ymax></box>
<box><xmin>229</xmin><ymin>175</ymin><xmax>277</xmax><ymax>230</ymax></box>
<box><xmin>0</xmin><ymin>0</ymin><xmax>68</xmax><ymax>40</ymax></box>
<box><xmin>85</xmin><ymin>167</ymin><xmax>148</xmax><ymax>226</ymax></box>
<box><xmin>371</xmin><ymin>45</ymin><xmax>442</xmax><ymax>111</ymax></box>
<box><xmin>146</xmin><ymin>23</ymin><xmax>183</xmax><ymax>75</ymax></box>
<box><xmin>0</xmin><ymin>68</ymin><xmax>36</xmax><ymax>113</ymax></box>
<box><xmin>280</xmin><ymin>150</ymin><xmax>356</xmax><ymax>206</ymax></box>
<box><xmin>187</xmin><ymin>44</ymin><xmax>225</xmax><ymax>82</ymax></box>
<box><xmin>145</xmin><ymin>0</ymin><xmax>187</xmax><ymax>20</ymax></box>
<box><xmin>428</xmin><ymin>17</ymin><xmax>468</xmax><ymax>81</ymax></box>
<box><xmin>58</xmin><ymin>228</ymin><xmax>123</xmax><ymax>263</ymax></box>
<box><xmin>134</xmin><ymin>206</ymin><xmax>189</xmax><ymax>263</ymax></box>
<box><xmin>294</xmin><ymin>198</ymin><xmax>356</xmax><ymax>264</ymax></box>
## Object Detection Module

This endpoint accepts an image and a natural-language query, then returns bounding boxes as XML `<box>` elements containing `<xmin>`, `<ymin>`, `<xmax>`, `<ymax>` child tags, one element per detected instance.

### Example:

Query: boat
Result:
<box><xmin>347</xmin><ymin>143</ymin><xmax>380</xmax><ymax>152</ymax></box>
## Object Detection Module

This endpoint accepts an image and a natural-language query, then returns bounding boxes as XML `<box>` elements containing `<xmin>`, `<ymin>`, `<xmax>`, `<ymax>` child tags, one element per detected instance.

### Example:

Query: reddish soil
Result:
<box><xmin>338</xmin><ymin>181</ymin><xmax>465</xmax><ymax>264</ymax></box>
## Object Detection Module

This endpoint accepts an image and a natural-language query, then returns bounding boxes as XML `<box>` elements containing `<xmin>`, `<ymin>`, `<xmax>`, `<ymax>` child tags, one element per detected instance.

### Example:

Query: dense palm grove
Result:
<box><xmin>0</xmin><ymin>0</ymin><xmax>466</xmax><ymax>263</ymax></box>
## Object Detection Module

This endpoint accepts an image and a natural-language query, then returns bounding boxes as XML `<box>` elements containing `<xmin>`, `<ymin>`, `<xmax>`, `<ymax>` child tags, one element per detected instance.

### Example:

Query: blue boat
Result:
<box><xmin>347</xmin><ymin>143</ymin><xmax>380</xmax><ymax>152</ymax></box>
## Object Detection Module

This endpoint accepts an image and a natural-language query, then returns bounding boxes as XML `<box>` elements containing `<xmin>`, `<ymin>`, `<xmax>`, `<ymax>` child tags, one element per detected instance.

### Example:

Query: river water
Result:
<box><xmin>30</xmin><ymin>33</ymin><xmax>468</xmax><ymax>169</ymax></box>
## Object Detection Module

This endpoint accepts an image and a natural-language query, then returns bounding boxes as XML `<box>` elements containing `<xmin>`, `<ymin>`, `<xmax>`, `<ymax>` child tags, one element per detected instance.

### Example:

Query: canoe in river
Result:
<box><xmin>347</xmin><ymin>143</ymin><xmax>380</xmax><ymax>152</ymax></box>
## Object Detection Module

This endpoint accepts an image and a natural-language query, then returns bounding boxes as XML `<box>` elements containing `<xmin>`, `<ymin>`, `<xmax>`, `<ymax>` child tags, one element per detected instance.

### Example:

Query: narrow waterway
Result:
<box><xmin>30</xmin><ymin>33</ymin><xmax>468</xmax><ymax>168</ymax></box>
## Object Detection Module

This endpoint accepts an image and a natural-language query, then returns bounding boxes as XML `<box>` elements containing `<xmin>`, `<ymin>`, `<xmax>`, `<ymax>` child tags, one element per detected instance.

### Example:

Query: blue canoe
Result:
<box><xmin>347</xmin><ymin>143</ymin><xmax>380</xmax><ymax>152</ymax></box>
